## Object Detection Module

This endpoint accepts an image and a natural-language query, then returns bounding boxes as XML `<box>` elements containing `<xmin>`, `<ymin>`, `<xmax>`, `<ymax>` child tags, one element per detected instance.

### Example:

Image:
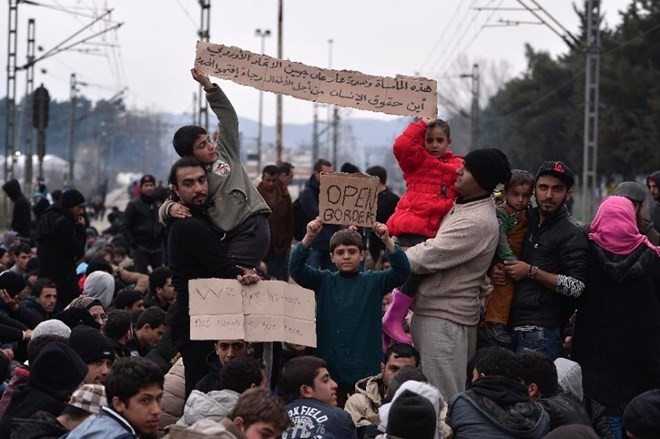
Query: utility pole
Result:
<box><xmin>5</xmin><ymin>0</ymin><xmax>19</xmax><ymax>185</ymax></box>
<box><xmin>312</xmin><ymin>105</ymin><xmax>319</xmax><ymax>164</ymax></box>
<box><xmin>460</xmin><ymin>63</ymin><xmax>480</xmax><ymax>148</ymax></box>
<box><xmin>197</xmin><ymin>0</ymin><xmax>211</xmax><ymax>131</ymax></box>
<box><xmin>331</xmin><ymin>107</ymin><xmax>339</xmax><ymax>166</ymax></box>
<box><xmin>275</xmin><ymin>0</ymin><xmax>283</xmax><ymax>162</ymax></box>
<box><xmin>67</xmin><ymin>73</ymin><xmax>88</xmax><ymax>185</ymax></box>
<box><xmin>581</xmin><ymin>0</ymin><xmax>601</xmax><ymax>220</ymax></box>
<box><xmin>255</xmin><ymin>28</ymin><xmax>271</xmax><ymax>173</ymax></box>
<box><xmin>327</xmin><ymin>39</ymin><xmax>334</xmax><ymax>157</ymax></box>
<box><xmin>24</xmin><ymin>18</ymin><xmax>36</xmax><ymax>195</ymax></box>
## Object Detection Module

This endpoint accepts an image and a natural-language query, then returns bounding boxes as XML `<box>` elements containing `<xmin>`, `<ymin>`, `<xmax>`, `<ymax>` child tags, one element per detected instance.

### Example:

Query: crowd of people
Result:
<box><xmin>0</xmin><ymin>67</ymin><xmax>658</xmax><ymax>439</ymax></box>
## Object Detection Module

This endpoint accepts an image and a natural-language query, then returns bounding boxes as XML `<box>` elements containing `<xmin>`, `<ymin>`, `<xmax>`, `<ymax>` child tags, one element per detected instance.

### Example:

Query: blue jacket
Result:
<box><xmin>65</xmin><ymin>407</ymin><xmax>136</xmax><ymax>438</ymax></box>
<box><xmin>283</xmin><ymin>397</ymin><xmax>357</xmax><ymax>439</ymax></box>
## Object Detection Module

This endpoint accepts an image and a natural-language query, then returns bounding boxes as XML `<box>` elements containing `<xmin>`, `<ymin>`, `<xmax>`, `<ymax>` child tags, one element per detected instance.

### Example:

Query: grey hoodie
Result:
<box><xmin>176</xmin><ymin>389</ymin><xmax>240</xmax><ymax>427</ymax></box>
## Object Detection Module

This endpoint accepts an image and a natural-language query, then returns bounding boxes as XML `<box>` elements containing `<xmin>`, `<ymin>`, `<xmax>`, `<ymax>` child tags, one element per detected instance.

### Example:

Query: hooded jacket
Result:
<box><xmin>572</xmin><ymin>242</ymin><xmax>660</xmax><ymax>410</ymax></box>
<box><xmin>159</xmin><ymin>357</ymin><xmax>186</xmax><ymax>430</ymax></box>
<box><xmin>176</xmin><ymin>389</ymin><xmax>240</xmax><ymax>427</ymax></box>
<box><xmin>10</xmin><ymin>410</ymin><xmax>68</xmax><ymax>439</ymax></box>
<box><xmin>386</xmin><ymin>120</ymin><xmax>462</xmax><ymax>239</ymax></box>
<box><xmin>448</xmin><ymin>376</ymin><xmax>549</xmax><ymax>439</ymax></box>
<box><xmin>2</xmin><ymin>179</ymin><xmax>31</xmax><ymax>238</ymax></box>
<box><xmin>82</xmin><ymin>271</ymin><xmax>115</xmax><ymax>308</ymax></box>
<box><xmin>648</xmin><ymin>171</ymin><xmax>660</xmax><ymax>231</ymax></box>
<box><xmin>194</xmin><ymin>352</ymin><xmax>223</xmax><ymax>393</ymax></box>
<box><xmin>345</xmin><ymin>374</ymin><xmax>384</xmax><ymax>428</ymax></box>
<box><xmin>0</xmin><ymin>342</ymin><xmax>88</xmax><ymax>438</ymax></box>
<box><xmin>168</xmin><ymin>417</ymin><xmax>247</xmax><ymax>439</ymax></box>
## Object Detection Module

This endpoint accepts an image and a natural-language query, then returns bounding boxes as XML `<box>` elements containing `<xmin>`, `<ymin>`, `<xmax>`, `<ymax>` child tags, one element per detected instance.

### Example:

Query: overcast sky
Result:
<box><xmin>0</xmin><ymin>0</ymin><xmax>631</xmax><ymax>125</ymax></box>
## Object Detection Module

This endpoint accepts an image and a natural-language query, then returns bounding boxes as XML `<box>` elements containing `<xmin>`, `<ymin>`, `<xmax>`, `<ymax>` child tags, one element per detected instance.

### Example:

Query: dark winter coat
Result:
<box><xmin>2</xmin><ymin>179</ymin><xmax>31</xmax><ymax>238</ymax></box>
<box><xmin>195</xmin><ymin>351</ymin><xmax>223</xmax><ymax>393</ymax></box>
<box><xmin>11</xmin><ymin>410</ymin><xmax>68</xmax><ymax>439</ymax></box>
<box><xmin>572</xmin><ymin>242</ymin><xmax>660</xmax><ymax>411</ymax></box>
<box><xmin>448</xmin><ymin>376</ymin><xmax>550</xmax><ymax>439</ymax></box>
<box><xmin>122</xmin><ymin>193</ymin><xmax>161</xmax><ymax>250</ymax></box>
<box><xmin>509</xmin><ymin>206</ymin><xmax>589</xmax><ymax>329</ymax></box>
<box><xmin>539</xmin><ymin>391</ymin><xmax>591</xmax><ymax>431</ymax></box>
<box><xmin>36</xmin><ymin>203</ymin><xmax>86</xmax><ymax>304</ymax></box>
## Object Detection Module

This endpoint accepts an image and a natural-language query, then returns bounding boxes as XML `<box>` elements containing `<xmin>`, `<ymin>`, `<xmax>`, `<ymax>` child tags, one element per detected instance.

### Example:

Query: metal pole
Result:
<box><xmin>255</xmin><ymin>29</ymin><xmax>271</xmax><ymax>173</ymax></box>
<box><xmin>67</xmin><ymin>73</ymin><xmax>76</xmax><ymax>184</ymax></box>
<box><xmin>331</xmin><ymin>107</ymin><xmax>339</xmax><ymax>166</ymax></box>
<box><xmin>197</xmin><ymin>0</ymin><xmax>211</xmax><ymax>130</ymax></box>
<box><xmin>24</xmin><ymin>18</ymin><xmax>36</xmax><ymax>196</ymax></box>
<box><xmin>581</xmin><ymin>0</ymin><xmax>600</xmax><ymax>221</ymax></box>
<box><xmin>471</xmin><ymin>63</ymin><xmax>480</xmax><ymax>148</ymax></box>
<box><xmin>275</xmin><ymin>0</ymin><xmax>283</xmax><ymax>162</ymax></box>
<box><xmin>312</xmin><ymin>104</ymin><xmax>319</xmax><ymax>165</ymax></box>
<box><xmin>5</xmin><ymin>0</ymin><xmax>19</xmax><ymax>227</ymax></box>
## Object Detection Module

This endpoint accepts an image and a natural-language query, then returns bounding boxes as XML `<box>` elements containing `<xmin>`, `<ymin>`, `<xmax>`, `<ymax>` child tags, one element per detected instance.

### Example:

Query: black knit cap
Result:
<box><xmin>69</xmin><ymin>325</ymin><xmax>115</xmax><ymax>364</ymax></box>
<box><xmin>536</xmin><ymin>161</ymin><xmax>575</xmax><ymax>188</ymax></box>
<box><xmin>623</xmin><ymin>389</ymin><xmax>660</xmax><ymax>439</ymax></box>
<box><xmin>0</xmin><ymin>271</ymin><xmax>26</xmax><ymax>298</ymax></box>
<box><xmin>61</xmin><ymin>189</ymin><xmax>86</xmax><ymax>209</ymax></box>
<box><xmin>463</xmin><ymin>148</ymin><xmax>512</xmax><ymax>192</ymax></box>
<box><xmin>140</xmin><ymin>174</ymin><xmax>156</xmax><ymax>186</ymax></box>
<box><xmin>387</xmin><ymin>390</ymin><xmax>437</xmax><ymax>439</ymax></box>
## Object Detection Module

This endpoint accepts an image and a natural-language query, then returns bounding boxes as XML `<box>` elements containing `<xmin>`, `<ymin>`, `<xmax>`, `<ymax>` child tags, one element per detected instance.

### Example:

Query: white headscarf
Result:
<box><xmin>378</xmin><ymin>380</ymin><xmax>443</xmax><ymax>439</ymax></box>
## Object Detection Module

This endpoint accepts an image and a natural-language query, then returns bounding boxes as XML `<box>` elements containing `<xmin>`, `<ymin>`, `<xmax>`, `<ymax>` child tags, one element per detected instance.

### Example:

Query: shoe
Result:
<box><xmin>382</xmin><ymin>289</ymin><xmax>413</xmax><ymax>344</ymax></box>
<box><xmin>485</xmin><ymin>322</ymin><xmax>512</xmax><ymax>347</ymax></box>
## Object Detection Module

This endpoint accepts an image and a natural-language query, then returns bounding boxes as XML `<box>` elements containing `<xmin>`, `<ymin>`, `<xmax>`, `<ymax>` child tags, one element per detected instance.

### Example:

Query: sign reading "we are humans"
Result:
<box><xmin>319</xmin><ymin>172</ymin><xmax>380</xmax><ymax>228</ymax></box>
<box><xmin>194</xmin><ymin>42</ymin><xmax>438</xmax><ymax>118</ymax></box>
<box><xmin>188</xmin><ymin>279</ymin><xmax>316</xmax><ymax>347</ymax></box>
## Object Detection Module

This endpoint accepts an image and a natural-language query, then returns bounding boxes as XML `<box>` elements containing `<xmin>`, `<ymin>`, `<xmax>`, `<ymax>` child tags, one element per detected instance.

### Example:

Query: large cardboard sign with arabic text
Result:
<box><xmin>195</xmin><ymin>42</ymin><xmax>437</xmax><ymax>118</ymax></box>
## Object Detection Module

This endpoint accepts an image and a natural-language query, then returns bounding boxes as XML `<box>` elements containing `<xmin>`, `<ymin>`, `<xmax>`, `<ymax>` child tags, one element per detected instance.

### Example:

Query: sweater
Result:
<box><xmin>289</xmin><ymin>243</ymin><xmax>410</xmax><ymax>387</ymax></box>
<box><xmin>406</xmin><ymin>196</ymin><xmax>499</xmax><ymax>326</ymax></box>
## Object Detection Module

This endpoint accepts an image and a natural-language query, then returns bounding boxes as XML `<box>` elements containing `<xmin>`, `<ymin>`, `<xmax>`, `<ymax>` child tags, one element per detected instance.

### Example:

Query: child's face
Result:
<box><xmin>503</xmin><ymin>183</ymin><xmax>533</xmax><ymax>211</ymax></box>
<box><xmin>425</xmin><ymin>125</ymin><xmax>451</xmax><ymax>159</ymax></box>
<box><xmin>309</xmin><ymin>367</ymin><xmax>338</xmax><ymax>406</ymax></box>
<box><xmin>192</xmin><ymin>134</ymin><xmax>218</xmax><ymax>164</ymax></box>
<box><xmin>330</xmin><ymin>244</ymin><xmax>364</xmax><ymax>273</ymax></box>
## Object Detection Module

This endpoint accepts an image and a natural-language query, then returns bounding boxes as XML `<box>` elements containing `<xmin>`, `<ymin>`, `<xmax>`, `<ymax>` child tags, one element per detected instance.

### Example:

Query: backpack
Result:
<box><xmin>292</xmin><ymin>197</ymin><xmax>307</xmax><ymax>242</ymax></box>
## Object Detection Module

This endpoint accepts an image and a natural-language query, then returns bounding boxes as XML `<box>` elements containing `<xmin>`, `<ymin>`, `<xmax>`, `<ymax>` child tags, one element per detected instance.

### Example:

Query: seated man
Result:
<box><xmin>168</xmin><ymin>387</ymin><xmax>291</xmax><ymax>439</ymax></box>
<box><xmin>22</xmin><ymin>278</ymin><xmax>58</xmax><ymax>328</ymax></box>
<box><xmin>144</xmin><ymin>266</ymin><xmax>175</xmax><ymax>311</ymax></box>
<box><xmin>104</xmin><ymin>310</ymin><xmax>134</xmax><ymax>358</ymax></box>
<box><xmin>126</xmin><ymin>306</ymin><xmax>167</xmax><ymax>357</ymax></box>
<box><xmin>67</xmin><ymin>357</ymin><xmax>164</xmax><ymax>438</ymax></box>
<box><xmin>448</xmin><ymin>346</ymin><xmax>550</xmax><ymax>438</ymax></box>
<box><xmin>344</xmin><ymin>343</ymin><xmax>419</xmax><ymax>433</ymax></box>
<box><xmin>196</xmin><ymin>339</ymin><xmax>253</xmax><ymax>393</ymax></box>
<box><xmin>520</xmin><ymin>352</ymin><xmax>591</xmax><ymax>431</ymax></box>
<box><xmin>280</xmin><ymin>356</ymin><xmax>357</xmax><ymax>439</ymax></box>
<box><xmin>69</xmin><ymin>325</ymin><xmax>116</xmax><ymax>385</ymax></box>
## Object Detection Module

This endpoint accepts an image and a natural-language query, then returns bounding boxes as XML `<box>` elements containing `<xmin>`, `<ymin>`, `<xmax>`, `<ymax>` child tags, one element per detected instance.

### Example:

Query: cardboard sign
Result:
<box><xmin>195</xmin><ymin>42</ymin><xmax>438</xmax><ymax>118</ymax></box>
<box><xmin>319</xmin><ymin>172</ymin><xmax>379</xmax><ymax>228</ymax></box>
<box><xmin>188</xmin><ymin>279</ymin><xmax>316</xmax><ymax>347</ymax></box>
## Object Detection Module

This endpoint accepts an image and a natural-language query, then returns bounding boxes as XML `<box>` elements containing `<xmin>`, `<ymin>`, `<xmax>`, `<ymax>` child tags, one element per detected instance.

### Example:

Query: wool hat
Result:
<box><xmin>614</xmin><ymin>181</ymin><xmax>646</xmax><ymax>203</ymax></box>
<box><xmin>61</xmin><ymin>189</ymin><xmax>86</xmax><ymax>209</ymax></box>
<box><xmin>536</xmin><ymin>161</ymin><xmax>575</xmax><ymax>188</ymax></box>
<box><xmin>30</xmin><ymin>342</ymin><xmax>88</xmax><ymax>402</ymax></box>
<box><xmin>115</xmin><ymin>290</ymin><xmax>143</xmax><ymax>310</ymax></box>
<box><xmin>32</xmin><ymin>319</ymin><xmax>72</xmax><ymax>340</ymax></box>
<box><xmin>69</xmin><ymin>325</ymin><xmax>115</xmax><ymax>364</ymax></box>
<box><xmin>386</xmin><ymin>389</ymin><xmax>437</xmax><ymax>439</ymax></box>
<box><xmin>647</xmin><ymin>170</ymin><xmax>660</xmax><ymax>186</ymax></box>
<box><xmin>140</xmin><ymin>174</ymin><xmax>156</xmax><ymax>186</ymax></box>
<box><xmin>54</xmin><ymin>307</ymin><xmax>100</xmax><ymax>330</ymax></box>
<box><xmin>2</xmin><ymin>231</ymin><xmax>18</xmax><ymax>249</ymax></box>
<box><xmin>68</xmin><ymin>384</ymin><xmax>107</xmax><ymax>415</ymax></box>
<box><xmin>623</xmin><ymin>389</ymin><xmax>660</xmax><ymax>439</ymax></box>
<box><xmin>463</xmin><ymin>148</ymin><xmax>512</xmax><ymax>192</ymax></box>
<box><xmin>0</xmin><ymin>271</ymin><xmax>26</xmax><ymax>298</ymax></box>
<box><xmin>25</xmin><ymin>257</ymin><xmax>39</xmax><ymax>274</ymax></box>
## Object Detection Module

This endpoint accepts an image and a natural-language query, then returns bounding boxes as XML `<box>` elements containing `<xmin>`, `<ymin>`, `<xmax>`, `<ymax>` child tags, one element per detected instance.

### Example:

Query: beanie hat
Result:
<box><xmin>614</xmin><ymin>181</ymin><xmax>646</xmax><ymax>204</ymax></box>
<box><xmin>61</xmin><ymin>189</ymin><xmax>86</xmax><ymax>209</ymax></box>
<box><xmin>33</xmin><ymin>319</ymin><xmax>72</xmax><ymax>340</ymax></box>
<box><xmin>25</xmin><ymin>256</ymin><xmax>39</xmax><ymax>274</ymax></box>
<box><xmin>0</xmin><ymin>271</ymin><xmax>26</xmax><ymax>298</ymax></box>
<box><xmin>30</xmin><ymin>341</ymin><xmax>88</xmax><ymax>401</ymax></box>
<box><xmin>623</xmin><ymin>389</ymin><xmax>660</xmax><ymax>439</ymax></box>
<box><xmin>115</xmin><ymin>290</ymin><xmax>143</xmax><ymax>310</ymax></box>
<box><xmin>140</xmin><ymin>174</ymin><xmax>156</xmax><ymax>186</ymax></box>
<box><xmin>68</xmin><ymin>384</ymin><xmax>107</xmax><ymax>415</ymax></box>
<box><xmin>2</xmin><ymin>231</ymin><xmax>18</xmax><ymax>249</ymax></box>
<box><xmin>387</xmin><ymin>389</ymin><xmax>437</xmax><ymax>439</ymax></box>
<box><xmin>69</xmin><ymin>325</ymin><xmax>115</xmax><ymax>364</ymax></box>
<box><xmin>536</xmin><ymin>161</ymin><xmax>575</xmax><ymax>188</ymax></box>
<box><xmin>379</xmin><ymin>380</ymin><xmax>443</xmax><ymax>439</ymax></box>
<box><xmin>463</xmin><ymin>148</ymin><xmax>512</xmax><ymax>192</ymax></box>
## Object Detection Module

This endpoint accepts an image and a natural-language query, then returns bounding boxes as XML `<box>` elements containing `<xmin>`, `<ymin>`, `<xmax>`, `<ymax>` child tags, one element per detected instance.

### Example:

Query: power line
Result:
<box><xmin>417</xmin><ymin>0</ymin><xmax>471</xmax><ymax>73</ymax></box>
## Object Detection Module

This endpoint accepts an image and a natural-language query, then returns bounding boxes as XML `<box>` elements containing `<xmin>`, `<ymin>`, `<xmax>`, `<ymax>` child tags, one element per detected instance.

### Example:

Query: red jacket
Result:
<box><xmin>386</xmin><ymin>121</ymin><xmax>463</xmax><ymax>238</ymax></box>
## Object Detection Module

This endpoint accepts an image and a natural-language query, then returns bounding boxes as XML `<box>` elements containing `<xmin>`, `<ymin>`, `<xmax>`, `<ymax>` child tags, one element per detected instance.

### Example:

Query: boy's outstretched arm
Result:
<box><xmin>191</xmin><ymin>67</ymin><xmax>213</xmax><ymax>90</ymax></box>
<box><xmin>301</xmin><ymin>217</ymin><xmax>323</xmax><ymax>248</ymax></box>
<box><xmin>373</xmin><ymin>222</ymin><xmax>395</xmax><ymax>253</ymax></box>
<box><xmin>289</xmin><ymin>217</ymin><xmax>325</xmax><ymax>289</ymax></box>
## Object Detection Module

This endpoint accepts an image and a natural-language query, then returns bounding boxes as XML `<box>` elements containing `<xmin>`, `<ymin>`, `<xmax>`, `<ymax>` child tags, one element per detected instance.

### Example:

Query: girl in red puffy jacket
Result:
<box><xmin>383</xmin><ymin>118</ymin><xmax>463</xmax><ymax>344</ymax></box>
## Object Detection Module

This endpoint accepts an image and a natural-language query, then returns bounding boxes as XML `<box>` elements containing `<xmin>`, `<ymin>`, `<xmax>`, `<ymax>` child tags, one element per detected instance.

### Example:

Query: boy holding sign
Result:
<box><xmin>289</xmin><ymin>217</ymin><xmax>410</xmax><ymax>407</ymax></box>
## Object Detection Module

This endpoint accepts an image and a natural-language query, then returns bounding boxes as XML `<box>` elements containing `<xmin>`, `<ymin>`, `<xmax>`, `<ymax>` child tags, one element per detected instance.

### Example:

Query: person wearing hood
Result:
<box><xmin>2</xmin><ymin>179</ymin><xmax>31</xmax><ymax>239</ymax></box>
<box><xmin>0</xmin><ymin>341</ymin><xmax>88</xmax><ymax>438</ymax></box>
<box><xmin>448</xmin><ymin>346</ymin><xmax>550</xmax><ymax>438</ymax></box>
<box><xmin>121</xmin><ymin>174</ymin><xmax>162</xmax><ymax>274</ymax></box>
<box><xmin>572</xmin><ymin>195</ymin><xmax>660</xmax><ymax>438</ymax></box>
<box><xmin>37</xmin><ymin>188</ymin><xmax>87</xmax><ymax>310</ymax></box>
<box><xmin>646</xmin><ymin>170</ymin><xmax>660</xmax><ymax>232</ymax></box>
<box><xmin>82</xmin><ymin>270</ymin><xmax>115</xmax><ymax>309</ymax></box>
<box><xmin>177</xmin><ymin>356</ymin><xmax>265</xmax><ymax>428</ymax></box>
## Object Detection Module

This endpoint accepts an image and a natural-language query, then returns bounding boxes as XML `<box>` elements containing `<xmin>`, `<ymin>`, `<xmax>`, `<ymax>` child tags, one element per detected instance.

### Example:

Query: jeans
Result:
<box><xmin>607</xmin><ymin>415</ymin><xmax>623</xmax><ymax>439</ymax></box>
<box><xmin>512</xmin><ymin>326</ymin><xmax>561</xmax><ymax>360</ymax></box>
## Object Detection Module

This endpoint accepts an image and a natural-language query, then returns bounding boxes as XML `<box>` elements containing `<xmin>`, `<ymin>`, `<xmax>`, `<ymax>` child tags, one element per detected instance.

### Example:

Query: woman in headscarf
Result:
<box><xmin>66</xmin><ymin>296</ymin><xmax>107</xmax><ymax>332</ymax></box>
<box><xmin>572</xmin><ymin>196</ymin><xmax>660</xmax><ymax>438</ymax></box>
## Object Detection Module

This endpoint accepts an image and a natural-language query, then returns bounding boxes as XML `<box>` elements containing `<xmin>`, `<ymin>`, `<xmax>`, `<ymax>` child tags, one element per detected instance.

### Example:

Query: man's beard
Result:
<box><xmin>537</xmin><ymin>194</ymin><xmax>569</xmax><ymax>217</ymax></box>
